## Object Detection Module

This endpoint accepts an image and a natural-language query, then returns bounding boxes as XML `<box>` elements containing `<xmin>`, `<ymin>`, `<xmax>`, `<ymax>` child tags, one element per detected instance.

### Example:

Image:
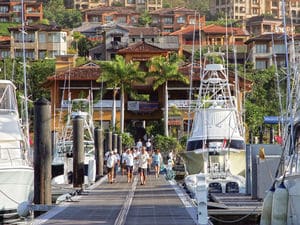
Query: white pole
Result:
<box><xmin>196</xmin><ymin>174</ymin><xmax>208</xmax><ymax>225</ymax></box>
<box><xmin>21</xmin><ymin>0</ymin><xmax>30</xmax><ymax>149</ymax></box>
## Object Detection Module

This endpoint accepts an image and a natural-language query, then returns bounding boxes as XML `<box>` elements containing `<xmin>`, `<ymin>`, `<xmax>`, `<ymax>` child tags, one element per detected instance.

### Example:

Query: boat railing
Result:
<box><xmin>0</xmin><ymin>146</ymin><xmax>26</xmax><ymax>166</ymax></box>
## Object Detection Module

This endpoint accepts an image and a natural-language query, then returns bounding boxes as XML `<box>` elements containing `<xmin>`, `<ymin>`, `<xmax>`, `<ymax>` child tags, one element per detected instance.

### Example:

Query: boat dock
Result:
<box><xmin>32</xmin><ymin>174</ymin><xmax>199</xmax><ymax>225</ymax></box>
<box><xmin>27</xmin><ymin>174</ymin><xmax>263</xmax><ymax>225</ymax></box>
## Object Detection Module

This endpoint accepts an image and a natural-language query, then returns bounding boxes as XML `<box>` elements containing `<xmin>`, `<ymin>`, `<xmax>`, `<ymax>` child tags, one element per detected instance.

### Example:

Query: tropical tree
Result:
<box><xmin>147</xmin><ymin>54</ymin><xmax>189</xmax><ymax>137</ymax></box>
<box><xmin>97</xmin><ymin>55</ymin><xmax>146</xmax><ymax>133</ymax></box>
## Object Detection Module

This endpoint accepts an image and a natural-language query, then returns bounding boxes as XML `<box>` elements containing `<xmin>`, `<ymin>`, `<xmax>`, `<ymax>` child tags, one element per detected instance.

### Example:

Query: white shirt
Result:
<box><xmin>138</xmin><ymin>152</ymin><xmax>149</xmax><ymax>169</ymax></box>
<box><xmin>136</xmin><ymin>141</ymin><xmax>142</xmax><ymax>150</ymax></box>
<box><xmin>125</xmin><ymin>153</ymin><xmax>134</xmax><ymax>166</ymax></box>
<box><xmin>107</xmin><ymin>154</ymin><xmax>116</xmax><ymax>168</ymax></box>
<box><xmin>121</xmin><ymin>152</ymin><xmax>127</xmax><ymax>163</ymax></box>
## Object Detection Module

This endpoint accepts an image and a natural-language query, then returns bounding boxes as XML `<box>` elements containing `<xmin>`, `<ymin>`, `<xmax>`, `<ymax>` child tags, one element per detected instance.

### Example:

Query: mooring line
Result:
<box><xmin>114</xmin><ymin>176</ymin><xmax>138</xmax><ymax>225</ymax></box>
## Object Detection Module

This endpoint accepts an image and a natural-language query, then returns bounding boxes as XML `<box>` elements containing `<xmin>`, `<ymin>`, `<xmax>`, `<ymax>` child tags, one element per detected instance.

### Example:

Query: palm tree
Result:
<box><xmin>147</xmin><ymin>54</ymin><xmax>189</xmax><ymax>137</ymax></box>
<box><xmin>97</xmin><ymin>55</ymin><xmax>145</xmax><ymax>133</ymax></box>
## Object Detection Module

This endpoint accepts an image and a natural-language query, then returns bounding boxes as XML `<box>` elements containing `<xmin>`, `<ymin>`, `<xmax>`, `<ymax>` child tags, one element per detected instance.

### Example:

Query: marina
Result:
<box><xmin>9</xmin><ymin>171</ymin><xmax>262</xmax><ymax>225</ymax></box>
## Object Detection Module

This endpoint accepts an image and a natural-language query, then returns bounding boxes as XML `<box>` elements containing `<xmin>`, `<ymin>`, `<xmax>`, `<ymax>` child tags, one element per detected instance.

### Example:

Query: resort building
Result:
<box><xmin>209</xmin><ymin>0</ymin><xmax>300</xmax><ymax>24</ymax></box>
<box><xmin>0</xmin><ymin>0</ymin><xmax>43</xmax><ymax>23</ymax></box>
<box><xmin>149</xmin><ymin>7</ymin><xmax>205</xmax><ymax>35</ymax></box>
<box><xmin>8</xmin><ymin>24</ymin><xmax>68</xmax><ymax>60</ymax></box>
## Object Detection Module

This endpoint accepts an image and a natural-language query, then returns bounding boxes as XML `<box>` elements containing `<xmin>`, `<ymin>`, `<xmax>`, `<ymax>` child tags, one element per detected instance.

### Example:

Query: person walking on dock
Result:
<box><xmin>125</xmin><ymin>148</ymin><xmax>134</xmax><ymax>183</ymax></box>
<box><xmin>138</xmin><ymin>146</ymin><xmax>150</xmax><ymax>185</ymax></box>
<box><xmin>152</xmin><ymin>149</ymin><xmax>162</xmax><ymax>178</ymax></box>
<box><xmin>106</xmin><ymin>151</ymin><xmax>116</xmax><ymax>184</ymax></box>
<box><xmin>121</xmin><ymin>149</ymin><xmax>128</xmax><ymax>176</ymax></box>
<box><xmin>113</xmin><ymin>149</ymin><xmax>120</xmax><ymax>182</ymax></box>
<box><xmin>136</xmin><ymin>139</ymin><xmax>142</xmax><ymax>151</ymax></box>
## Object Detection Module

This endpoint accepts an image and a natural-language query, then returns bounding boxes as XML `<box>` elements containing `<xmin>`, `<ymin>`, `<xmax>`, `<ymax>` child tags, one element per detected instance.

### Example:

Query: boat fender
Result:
<box><xmin>88</xmin><ymin>159</ymin><xmax>96</xmax><ymax>184</ymax></box>
<box><xmin>271</xmin><ymin>182</ymin><xmax>288</xmax><ymax>225</ymax></box>
<box><xmin>260</xmin><ymin>186</ymin><xmax>275</xmax><ymax>225</ymax></box>
<box><xmin>17</xmin><ymin>201</ymin><xmax>31</xmax><ymax>217</ymax></box>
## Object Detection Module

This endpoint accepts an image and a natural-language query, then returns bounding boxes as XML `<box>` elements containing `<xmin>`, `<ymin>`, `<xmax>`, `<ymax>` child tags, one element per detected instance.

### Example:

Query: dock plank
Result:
<box><xmin>33</xmin><ymin>174</ymin><xmax>197</xmax><ymax>225</ymax></box>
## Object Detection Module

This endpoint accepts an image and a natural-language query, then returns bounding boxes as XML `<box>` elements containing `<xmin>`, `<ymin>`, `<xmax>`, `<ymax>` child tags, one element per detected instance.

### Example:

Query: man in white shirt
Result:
<box><xmin>125</xmin><ymin>148</ymin><xmax>134</xmax><ymax>183</ymax></box>
<box><xmin>106</xmin><ymin>151</ymin><xmax>116</xmax><ymax>184</ymax></box>
<box><xmin>136</xmin><ymin>139</ymin><xmax>143</xmax><ymax>151</ymax></box>
<box><xmin>138</xmin><ymin>146</ymin><xmax>150</xmax><ymax>185</ymax></box>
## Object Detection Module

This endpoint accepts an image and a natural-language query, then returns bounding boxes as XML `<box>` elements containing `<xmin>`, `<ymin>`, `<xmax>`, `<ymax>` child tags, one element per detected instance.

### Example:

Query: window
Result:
<box><xmin>39</xmin><ymin>33</ymin><xmax>46</xmax><ymax>43</ymax></box>
<box><xmin>189</xmin><ymin>18</ymin><xmax>196</xmax><ymax>25</ymax></box>
<box><xmin>105</xmin><ymin>15</ymin><xmax>113</xmax><ymax>22</ymax></box>
<box><xmin>177</xmin><ymin>16</ymin><xmax>185</xmax><ymax>24</ymax></box>
<box><xmin>48</xmin><ymin>32</ymin><xmax>65</xmax><ymax>43</ymax></box>
<box><xmin>15</xmin><ymin>50</ymin><xmax>35</xmax><ymax>59</ymax></box>
<box><xmin>12</xmin><ymin>5</ymin><xmax>22</xmax><ymax>12</ymax></box>
<box><xmin>127</xmin><ymin>0</ymin><xmax>135</xmax><ymax>3</ymax></box>
<box><xmin>163</xmin><ymin>17</ymin><xmax>173</xmax><ymax>24</ymax></box>
<box><xmin>256</xmin><ymin>44</ymin><xmax>267</xmax><ymax>53</ymax></box>
<box><xmin>91</xmin><ymin>16</ymin><xmax>99</xmax><ymax>22</ymax></box>
<box><xmin>0</xmin><ymin>50</ymin><xmax>10</xmax><ymax>58</ymax></box>
<box><xmin>38</xmin><ymin>50</ymin><xmax>47</xmax><ymax>59</ymax></box>
<box><xmin>117</xmin><ymin>16</ymin><xmax>126</xmax><ymax>24</ymax></box>
<box><xmin>274</xmin><ymin>44</ymin><xmax>285</xmax><ymax>54</ymax></box>
<box><xmin>0</xmin><ymin>6</ymin><xmax>8</xmax><ymax>12</ymax></box>
<box><xmin>256</xmin><ymin>60</ymin><xmax>267</xmax><ymax>70</ymax></box>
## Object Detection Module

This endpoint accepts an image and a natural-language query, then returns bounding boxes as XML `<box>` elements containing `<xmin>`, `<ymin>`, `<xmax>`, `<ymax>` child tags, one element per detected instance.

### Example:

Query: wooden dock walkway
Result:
<box><xmin>32</xmin><ymin>174</ymin><xmax>198</xmax><ymax>225</ymax></box>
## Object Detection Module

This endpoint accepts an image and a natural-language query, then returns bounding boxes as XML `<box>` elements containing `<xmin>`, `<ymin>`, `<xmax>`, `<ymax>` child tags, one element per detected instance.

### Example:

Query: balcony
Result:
<box><xmin>128</xmin><ymin>101</ymin><xmax>159</xmax><ymax>113</ymax></box>
<box><xmin>61</xmin><ymin>100</ymin><xmax>121</xmax><ymax>109</ymax></box>
<box><xmin>168</xmin><ymin>100</ymin><xmax>198</xmax><ymax>109</ymax></box>
<box><xmin>108</xmin><ymin>41</ymin><xmax>128</xmax><ymax>50</ymax></box>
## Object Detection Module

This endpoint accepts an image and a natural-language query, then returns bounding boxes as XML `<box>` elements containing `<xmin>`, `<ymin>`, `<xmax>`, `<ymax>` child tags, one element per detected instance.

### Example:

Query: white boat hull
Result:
<box><xmin>181</xmin><ymin>150</ymin><xmax>246</xmax><ymax>177</ymax></box>
<box><xmin>0</xmin><ymin>167</ymin><xmax>34</xmax><ymax>211</ymax></box>
<box><xmin>184</xmin><ymin>172</ymin><xmax>246</xmax><ymax>198</ymax></box>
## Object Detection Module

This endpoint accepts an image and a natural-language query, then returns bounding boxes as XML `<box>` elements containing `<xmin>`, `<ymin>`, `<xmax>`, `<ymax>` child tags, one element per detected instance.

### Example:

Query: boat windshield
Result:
<box><xmin>0</xmin><ymin>82</ymin><xmax>18</xmax><ymax>112</ymax></box>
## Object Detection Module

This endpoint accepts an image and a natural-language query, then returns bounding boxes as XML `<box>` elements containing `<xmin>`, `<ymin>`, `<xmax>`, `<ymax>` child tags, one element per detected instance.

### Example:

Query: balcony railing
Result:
<box><xmin>168</xmin><ymin>100</ymin><xmax>198</xmax><ymax>109</ymax></box>
<box><xmin>61</xmin><ymin>100</ymin><xmax>121</xmax><ymax>109</ymax></box>
<box><xmin>128</xmin><ymin>101</ymin><xmax>159</xmax><ymax>113</ymax></box>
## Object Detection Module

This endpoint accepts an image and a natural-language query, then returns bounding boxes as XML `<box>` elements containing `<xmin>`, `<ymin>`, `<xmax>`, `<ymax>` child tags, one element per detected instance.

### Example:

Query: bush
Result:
<box><xmin>121</xmin><ymin>132</ymin><xmax>135</xmax><ymax>148</ymax></box>
<box><xmin>153</xmin><ymin>134</ymin><xmax>181</xmax><ymax>155</ymax></box>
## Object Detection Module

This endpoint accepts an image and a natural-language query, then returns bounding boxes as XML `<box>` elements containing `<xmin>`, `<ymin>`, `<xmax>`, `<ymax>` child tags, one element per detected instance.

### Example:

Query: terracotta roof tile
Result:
<box><xmin>119</xmin><ymin>25</ymin><xmax>160</xmax><ymax>36</ymax></box>
<box><xmin>118</xmin><ymin>41</ymin><xmax>167</xmax><ymax>54</ymax></box>
<box><xmin>169</xmin><ymin>24</ymin><xmax>249</xmax><ymax>36</ymax></box>
<box><xmin>48</xmin><ymin>66</ymin><xmax>101</xmax><ymax>81</ymax></box>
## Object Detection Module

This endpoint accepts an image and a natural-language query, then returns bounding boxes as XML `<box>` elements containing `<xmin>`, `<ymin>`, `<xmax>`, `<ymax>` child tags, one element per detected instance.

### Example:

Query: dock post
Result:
<box><xmin>105</xmin><ymin>131</ymin><xmax>112</xmax><ymax>152</ymax></box>
<box><xmin>34</xmin><ymin>98</ymin><xmax>52</xmax><ymax>216</ymax></box>
<box><xmin>196</xmin><ymin>174</ymin><xmax>208</xmax><ymax>225</ymax></box>
<box><xmin>117</xmin><ymin>134</ymin><xmax>122</xmax><ymax>154</ymax></box>
<box><xmin>112</xmin><ymin>133</ymin><xmax>118</xmax><ymax>151</ymax></box>
<box><xmin>73</xmin><ymin>116</ymin><xmax>84</xmax><ymax>188</ymax></box>
<box><xmin>95</xmin><ymin>127</ymin><xmax>104</xmax><ymax>177</ymax></box>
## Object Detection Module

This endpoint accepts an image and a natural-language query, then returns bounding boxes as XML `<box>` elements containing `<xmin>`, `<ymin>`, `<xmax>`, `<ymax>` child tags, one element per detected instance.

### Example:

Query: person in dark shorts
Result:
<box><xmin>125</xmin><ymin>148</ymin><xmax>134</xmax><ymax>183</ymax></box>
<box><xmin>138</xmin><ymin>147</ymin><xmax>150</xmax><ymax>185</ymax></box>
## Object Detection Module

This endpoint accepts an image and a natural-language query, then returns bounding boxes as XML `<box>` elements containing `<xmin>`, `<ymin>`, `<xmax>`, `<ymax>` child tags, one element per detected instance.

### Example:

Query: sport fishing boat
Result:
<box><xmin>52</xmin><ymin>98</ymin><xmax>95</xmax><ymax>184</ymax></box>
<box><xmin>260</xmin><ymin>1</ymin><xmax>300</xmax><ymax>224</ymax></box>
<box><xmin>183</xmin><ymin>52</ymin><xmax>246</xmax><ymax>196</ymax></box>
<box><xmin>0</xmin><ymin>80</ymin><xmax>34</xmax><ymax>212</ymax></box>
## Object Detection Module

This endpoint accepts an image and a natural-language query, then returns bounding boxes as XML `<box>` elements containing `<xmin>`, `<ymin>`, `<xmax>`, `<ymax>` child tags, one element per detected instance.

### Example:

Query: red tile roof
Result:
<box><xmin>0</xmin><ymin>36</ymin><xmax>10</xmax><ymax>41</ymax></box>
<box><xmin>47</xmin><ymin>66</ymin><xmax>101</xmax><ymax>81</ymax></box>
<box><xmin>118</xmin><ymin>41</ymin><xmax>167</xmax><ymax>54</ymax></box>
<box><xmin>120</xmin><ymin>25</ymin><xmax>160</xmax><ymax>36</ymax></box>
<box><xmin>169</xmin><ymin>24</ymin><xmax>249</xmax><ymax>36</ymax></box>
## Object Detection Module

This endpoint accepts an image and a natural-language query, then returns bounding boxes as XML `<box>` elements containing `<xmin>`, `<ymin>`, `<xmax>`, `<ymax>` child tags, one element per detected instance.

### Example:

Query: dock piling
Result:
<box><xmin>33</xmin><ymin>98</ymin><xmax>52</xmax><ymax>216</ymax></box>
<box><xmin>73</xmin><ymin>116</ymin><xmax>84</xmax><ymax>188</ymax></box>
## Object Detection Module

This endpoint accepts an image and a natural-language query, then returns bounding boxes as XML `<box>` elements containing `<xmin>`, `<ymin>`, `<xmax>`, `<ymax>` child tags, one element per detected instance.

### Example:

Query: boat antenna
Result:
<box><xmin>187</xmin><ymin>10</ymin><xmax>197</xmax><ymax>136</ymax></box>
<box><xmin>21</xmin><ymin>0</ymin><xmax>30</xmax><ymax>148</ymax></box>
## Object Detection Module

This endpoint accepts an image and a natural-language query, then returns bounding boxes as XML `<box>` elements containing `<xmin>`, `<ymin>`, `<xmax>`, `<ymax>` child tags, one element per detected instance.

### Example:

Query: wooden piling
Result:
<box><xmin>117</xmin><ymin>134</ymin><xmax>122</xmax><ymax>154</ymax></box>
<box><xmin>34</xmin><ymin>98</ymin><xmax>52</xmax><ymax>216</ymax></box>
<box><xmin>95</xmin><ymin>128</ymin><xmax>104</xmax><ymax>177</ymax></box>
<box><xmin>112</xmin><ymin>133</ymin><xmax>118</xmax><ymax>151</ymax></box>
<box><xmin>105</xmin><ymin>131</ymin><xmax>112</xmax><ymax>152</ymax></box>
<box><xmin>73</xmin><ymin>116</ymin><xmax>84</xmax><ymax>188</ymax></box>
